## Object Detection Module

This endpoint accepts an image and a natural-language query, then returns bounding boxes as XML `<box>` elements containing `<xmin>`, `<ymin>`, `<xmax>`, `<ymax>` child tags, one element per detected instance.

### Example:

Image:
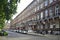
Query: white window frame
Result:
<box><xmin>45</xmin><ymin>10</ymin><xmax>48</xmax><ymax>17</ymax></box>
<box><xmin>41</xmin><ymin>3</ymin><xmax>43</xmax><ymax>8</ymax></box>
<box><xmin>45</xmin><ymin>0</ymin><xmax>48</xmax><ymax>6</ymax></box>
<box><xmin>56</xmin><ymin>22</ymin><xmax>59</xmax><ymax>28</ymax></box>
<box><xmin>55</xmin><ymin>5</ymin><xmax>59</xmax><ymax>15</ymax></box>
<box><xmin>35</xmin><ymin>8</ymin><xmax>37</xmax><ymax>12</ymax></box>
<box><xmin>41</xmin><ymin>12</ymin><xmax>43</xmax><ymax>19</ymax></box>
<box><xmin>34</xmin><ymin>16</ymin><xmax>36</xmax><ymax>20</ymax></box>
<box><xmin>37</xmin><ymin>13</ymin><xmax>40</xmax><ymax>20</ymax></box>
<box><xmin>39</xmin><ymin>5</ymin><xmax>41</xmax><ymax>9</ymax></box>
<box><xmin>49</xmin><ymin>8</ymin><xmax>53</xmax><ymax>16</ymax></box>
<box><xmin>37</xmin><ymin>6</ymin><xmax>39</xmax><ymax>10</ymax></box>
<box><xmin>50</xmin><ymin>25</ymin><xmax>53</xmax><ymax>28</ymax></box>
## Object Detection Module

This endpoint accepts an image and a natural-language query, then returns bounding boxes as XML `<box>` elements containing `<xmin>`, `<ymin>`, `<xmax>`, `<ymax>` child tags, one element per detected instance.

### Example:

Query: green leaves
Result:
<box><xmin>4</xmin><ymin>0</ymin><xmax>20</xmax><ymax>20</ymax></box>
<box><xmin>0</xmin><ymin>0</ymin><xmax>20</xmax><ymax>29</ymax></box>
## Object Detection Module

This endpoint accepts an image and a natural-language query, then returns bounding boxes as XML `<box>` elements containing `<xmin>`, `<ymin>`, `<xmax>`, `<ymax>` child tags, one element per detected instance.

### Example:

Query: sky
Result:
<box><xmin>12</xmin><ymin>0</ymin><xmax>33</xmax><ymax>19</ymax></box>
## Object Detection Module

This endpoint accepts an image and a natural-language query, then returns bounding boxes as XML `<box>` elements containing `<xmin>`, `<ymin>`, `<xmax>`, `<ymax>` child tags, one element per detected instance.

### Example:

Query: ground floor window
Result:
<box><xmin>50</xmin><ymin>24</ymin><xmax>53</xmax><ymax>28</ymax></box>
<box><xmin>56</xmin><ymin>22</ymin><xmax>59</xmax><ymax>28</ymax></box>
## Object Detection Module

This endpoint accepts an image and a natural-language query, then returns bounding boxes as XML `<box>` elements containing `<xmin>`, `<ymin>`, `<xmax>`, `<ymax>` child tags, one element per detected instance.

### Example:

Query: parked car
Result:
<box><xmin>12</xmin><ymin>30</ymin><xmax>18</xmax><ymax>32</ymax></box>
<box><xmin>42</xmin><ymin>31</ymin><xmax>46</xmax><ymax>35</ymax></box>
<box><xmin>53</xmin><ymin>31</ymin><xmax>60</xmax><ymax>35</ymax></box>
<box><xmin>28</xmin><ymin>30</ymin><xmax>33</xmax><ymax>33</ymax></box>
<box><xmin>13</xmin><ymin>30</ymin><xmax>17</xmax><ymax>32</ymax></box>
<box><xmin>0</xmin><ymin>30</ymin><xmax>8</xmax><ymax>36</ymax></box>
<box><xmin>15</xmin><ymin>30</ymin><xmax>19</xmax><ymax>32</ymax></box>
<box><xmin>21</xmin><ymin>30</ymin><xmax>28</xmax><ymax>34</ymax></box>
<box><xmin>18</xmin><ymin>30</ymin><xmax>22</xmax><ymax>33</ymax></box>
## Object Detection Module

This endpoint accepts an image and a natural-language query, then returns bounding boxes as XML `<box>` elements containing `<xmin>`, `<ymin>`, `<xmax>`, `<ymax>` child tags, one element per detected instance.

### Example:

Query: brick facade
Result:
<box><xmin>10</xmin><ymin>0</ymin><xmax>60</xmax><ymax>34</ymax></box>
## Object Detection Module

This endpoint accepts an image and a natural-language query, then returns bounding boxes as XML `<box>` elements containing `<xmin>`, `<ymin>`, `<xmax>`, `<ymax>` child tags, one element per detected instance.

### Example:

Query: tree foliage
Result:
<box><xmin>0</xmin><ymin>0</ymin><xmax>20</xmax><ymax>29</ymax></box>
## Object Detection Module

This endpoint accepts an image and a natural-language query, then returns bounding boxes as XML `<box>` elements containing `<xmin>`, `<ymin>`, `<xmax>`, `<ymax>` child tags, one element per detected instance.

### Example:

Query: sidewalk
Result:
<box><xmin>11</xmin><ymin>30</ymin><xmax>60</xmax><ymax>40</ymax></box>
<box><xmin>27</xmin><ymin>32</ymin><xmax>60</xmax><ymax>40</ymax></box>
<box><xmin>27</xmin><ymin>32</ymin><xmax>60</xmax><ymax>39</ymax></box>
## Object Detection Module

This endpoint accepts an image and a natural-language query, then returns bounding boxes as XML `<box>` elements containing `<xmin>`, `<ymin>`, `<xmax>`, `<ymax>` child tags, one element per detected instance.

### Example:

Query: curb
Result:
<box><xmin>12</xmin><ymin>31</ymin><xmax>59</xmax><ymax>37</ymax></box>
<box><xmin>26</xmin><ymin>33</ymin><xmax>45</xmax><ymax>37</ymax></box>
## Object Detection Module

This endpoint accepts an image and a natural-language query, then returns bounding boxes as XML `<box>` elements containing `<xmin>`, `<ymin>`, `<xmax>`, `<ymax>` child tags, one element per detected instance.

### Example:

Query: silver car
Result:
<box><xmin>21</xmin><ymin>30</ymin><xmax>28</xmax><ymax>34</ymax></box>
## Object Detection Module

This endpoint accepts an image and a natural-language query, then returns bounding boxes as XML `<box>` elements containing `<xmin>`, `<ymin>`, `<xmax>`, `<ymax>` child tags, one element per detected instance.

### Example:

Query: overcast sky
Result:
<box><xmin>12</xmin><ymin>0</ymin><xmax>33</xmax><ymax>19</ymax></box>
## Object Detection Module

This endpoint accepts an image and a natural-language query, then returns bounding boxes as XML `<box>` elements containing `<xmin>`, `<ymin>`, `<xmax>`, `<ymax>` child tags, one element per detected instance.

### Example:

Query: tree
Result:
<box><xmin>0</xmin><ymin>0</ymin><xmax>20</xmax><ymax>29</ymax></box>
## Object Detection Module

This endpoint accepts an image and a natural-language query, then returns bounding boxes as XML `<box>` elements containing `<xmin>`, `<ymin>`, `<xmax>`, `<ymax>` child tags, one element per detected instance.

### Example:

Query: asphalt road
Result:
<box><xmin>0</xmin><ymin>31</ymin><xmax>59</xmax><ymax>40</ymax></box>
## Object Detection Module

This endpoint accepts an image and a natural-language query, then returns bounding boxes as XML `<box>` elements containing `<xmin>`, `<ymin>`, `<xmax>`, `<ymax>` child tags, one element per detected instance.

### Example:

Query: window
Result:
<box><xmin>49</xmin><ymin>0</ymin><xmax>53</xmax><ymax>4</ymax></box>
<box><xmin>34</xmin><ymin>16</ymin><xmax>36</xmax><ymax>20</ymax></box>
<box><xmin>41</xmin><ymin>3</ymin><xmax>43</xmax><ymax>8</ymax></box>
<box><xmin>37</xmin><ymin>0</ymin><xmax>40</xmax><ymax>3</ymax></box>
<box><xmin>41</xmin><ymin>25</ymin><xmax>43</xmax><ymax>29</ymax></box>
<box><xmin>39</xmin><ymin>5</ymin><xmax>41</xmax><ymax>9</ymax></box>
<box><xmin>32</xmin><ymin>18</ymin><xmax>34</xmax><ymax>20</ymax></box>
<box><xmin>53</xmin><ymin>24</ymin><xmax>56</xmax><ymax>28</ymax></box>
<box><xmin>41</xmin><ymin>12</ymin><xmax>43</xmax><ymax>19</ymax></box>
<box><xmin>56</xmin><ymin>22</ymin><xmax>59</xmax><ymax>28</ymax></box>
<box><xmin>35</xmin><ymin>8</ymin><xmax>37</xmax><ymax>12</ymax></box>
<box><xmin>49</xmin><ymin>8</ymin><xmax>53</xmax><ymax>16</ymax></box>
<box><xmin>45</xmin><ymin>10</ymin><xmax>48</xmax><ymax>17</ymax></box>
<box><xmin>50</xmin><ymin>25</ymin><xmax>53</xmax><ymax>28</ymax></box>
<box><xmin>44</xmin><ymin>0</ymin><xmax>48</xmax><ymax>6</ymax></box>
<box><xmin>32</xmin><ymin>9</ymin><xmax>35</xmax><ymax>13</ymax></box>
<box><xmin>37</xmin><ymin>6</ymin><xmax>39</xmax><ymax>10</ymax></box>
<box><xmin>37</xmin><ymin>13</ymin><xmax>40</xmax><ymax>20</ymax></box>
<box><xmin>55</xmin><ymin>4</ymin><xmax>60</xmax><ymax>15</ymax></box>
<box><xmin>29</xmin><ymin>6</ymin><xmax>31</xmax><ymax>9</ymax></box>
<box><xmin>45</xmin><ymin>24</ymin><xmax>48</xmax><ymax>29</ymax></box>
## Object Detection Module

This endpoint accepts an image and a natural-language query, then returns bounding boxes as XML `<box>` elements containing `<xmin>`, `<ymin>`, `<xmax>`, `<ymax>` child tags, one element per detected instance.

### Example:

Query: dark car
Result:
<box><xmin>0</xmin><ymin>30</ymin><xmax>8</xmax><ymax>36</ymax></box>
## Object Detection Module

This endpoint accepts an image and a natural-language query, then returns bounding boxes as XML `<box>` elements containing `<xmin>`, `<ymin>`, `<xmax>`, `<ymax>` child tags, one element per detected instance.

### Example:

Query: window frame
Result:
<box><xmin>55</xmin><ymin>4</ymin><xmax>60</xmax><ymax>15</ymax></box>
<box><xmin>44</xmin><ymin>0</ymin><xmax>48</xmax><ymax>6</ymax></box>
<box><xmin>40</xmin><ymin>3</ymin><xmax>44</xmax><ymax>8</ymax></box>
<box><xmin>45</xmin><ymin>10</ymin><xmax>48</xmax><ymax>17</ymax></box>
<box><xmin>36</xmin><ymin>13</ymin><xmax>40</xmax><ymax>20</ymax></box>
<box><xmin>41</xmin><ymin>12</ymin><xmax>43</xmax><ymax>19</ymax></box>
<box><xmin>49</xmin><ymin>7</ymin><xmax>53</xmax><ymax>16</ymax></box>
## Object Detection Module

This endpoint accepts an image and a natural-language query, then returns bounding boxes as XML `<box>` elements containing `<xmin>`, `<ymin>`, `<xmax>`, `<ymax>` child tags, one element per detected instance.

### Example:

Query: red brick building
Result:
<box><xmin>10</xmin><ymin>0</ymin><xmax>60</xmax><ymax>34</ymax></box>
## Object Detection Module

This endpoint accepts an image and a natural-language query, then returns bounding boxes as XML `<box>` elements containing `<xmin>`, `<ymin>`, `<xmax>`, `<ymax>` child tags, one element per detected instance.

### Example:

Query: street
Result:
<box><xmin>0</xmin><ymin>31</ymin><xmax>60</xmax><ymax>40</ymax></box>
